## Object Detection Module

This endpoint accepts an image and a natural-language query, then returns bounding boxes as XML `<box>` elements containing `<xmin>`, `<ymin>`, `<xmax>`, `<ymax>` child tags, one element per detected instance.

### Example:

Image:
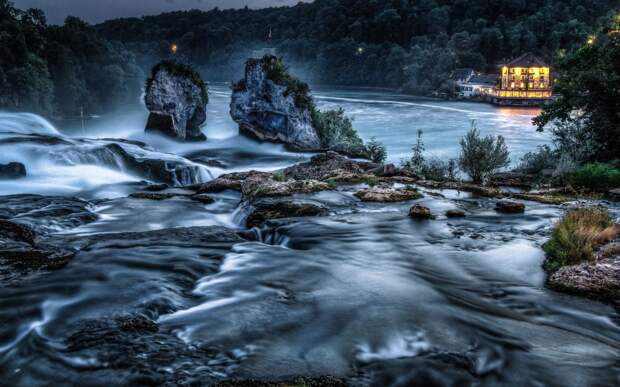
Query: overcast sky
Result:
<box><xmin>13</xmin><ymin>0</ymin><xmax>306</xmax><ymax>25</ymax></box>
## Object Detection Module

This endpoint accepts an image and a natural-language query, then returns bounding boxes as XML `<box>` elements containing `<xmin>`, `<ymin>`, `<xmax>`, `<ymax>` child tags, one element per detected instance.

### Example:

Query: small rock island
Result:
<box><xmin>230</xmin><ymin>55</ymin><xmax>368</xmax><ymax>158</ymax></box>
<box><xmin>144</xmin><ymin>60</ymin><xmax>209</xmax><ymax>141</ymax></box>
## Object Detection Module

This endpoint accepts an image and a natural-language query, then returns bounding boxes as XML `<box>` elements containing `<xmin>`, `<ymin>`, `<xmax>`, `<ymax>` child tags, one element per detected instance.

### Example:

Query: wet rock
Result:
<box><xmin>409</xmin><ymin>204</ymin><xmax>433</xmax><ymax>219</ymax></box>
<box><xmin>242</xmin><ymin>175</ymin><xmax>332</xmax><ymax>199</ymax></box>
<box><xmin>446</xmin><ymin>209</ymin><xmax>466</xmax><ymax>218</ymax></box>
<box><xmin>547</xmin><ymin>256</ymin><xmax>620</xmax><ymax>302</ymax></box>
<box><xmin>0</xmin><ymin>220</ymin><xmax>75</xmax><ymax>273</ymax></box>
<box><xmin>145</xmin><ymin>61</ymin><xmax>208</xmax><ymax>141</ymax></box>
<box><xmin>213</xmin><ymin>376</ymin><xmax>347</xmax><ymax>387</ymax></box>
<box><xmin>129</xmin><ymin>192</ymin><xmax>179</xmax><ymax>201</ymax></box>
<box><xmin>0</xmin><ymin>162</ymin><xmax>26</xmax><ymax>179</ymax></box>
<box><xmin>79</xmin><ymin>143</ymin><xmax>205</xmax><ymax>186</ymax></box>
<box><xmin>283</xmin><ymin>152</ymin><xmax>376</xmax><ymax>181</ymax></box>
<box><xmin>0</xmin><ymin>219</ymin><xmax>36</xmax><ymax>245</ymax></box>
<box><xmin>193</xmin><ymin>171</ymin><xmax>271</xmax><ymax>194</ymax></box>
<box><xmin>417</xmin><ymin>180</ymin><xmax>502</xmax><ymax>198</ymax></box>
<box><xmin>489</xmin><ymin>172</ymin><xmax>535</xmax><ymax>189</ymax></box>
<box><xmin>143</xmin><ymin>183</ymin><xmax>169</xmax><ymax>192</ymax></box>
<box><xmin>0</xmin><ymin>194</ymin><xmax>98</xmax><ymax>234</ymax></box>
<box><xmin>370</xmin><ymin>163</ymin><xmax>398</xmax><ymax>177</ymax></box>
<box><xmin>115</xmin><ymin>315</ymin><xmax>160</xmax><ymax>334</ymax></box>
<box><xmin>191</xmin><ymin>193</ymin><xmax>215</xmax><ymax>204</ymax></box>
<box><xmin>354</xmin><ymin>185</ymin><xmax>423</xmax><ymax>202</ymax></box>
<box><xmin>495</xmin><ymin>200</ymin><xmax>525</xmax><ymax>214</ymax></box>
<box><xmin>246</xmin><ymin>201</ymin><xmax>328</xmax><ymax>228</ymax></box>
<box><xmin>230</xmin><ymin>56</ymin><xmax>322</xmax><ymax>150</ymax></box>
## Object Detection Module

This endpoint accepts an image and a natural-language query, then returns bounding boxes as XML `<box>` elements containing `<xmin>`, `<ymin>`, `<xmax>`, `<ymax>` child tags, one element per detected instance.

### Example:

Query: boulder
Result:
<box><xmin>230</xmin><ymin>56</ymin><xmax>321</xmax><ymax>150</ymax></box>
<box><xmin>354</xmin><ymin>185</ymin><xmax>423</xmax><ymax>202</ymax></box>
<box><xmin>245</xmin><ymin>201</ymin><xmax>328</xmax><ymax>228</ymax></box>
<box><xmin>495</xmin><ymin>200</ymin><xmax>525</xmax><ymax>214</ymax></box>
<box><xmin>242</xmin><ymin>175</ymin><xmax>332</xmax><ymax>199</ymax></box>
<box><xmin>283</xmin><ymin>152</ymin><xmax>376</xmax><ymax>181</ymax></box>
<box><xmin>547</xmin><ymin>257</ymin><xmax>620</xmax><ymax>302</ymax></box>
<box><xmin>609</xmin><ymin>188</ymin><xmax>620</xmax><ymax>201</ymax></box>
<box><xmin>409</xmin><ymin>204</ymin><xmax>432</xmax><ymax>219</ymax></box>
<box><xmin>145</xmin><ymin>61</ymin><xmax>208</xmax><ymax>141</ymax></box>
<box><xmin>0</xmin><ymin>162</ymin><xmax>26</xmax><ymax>179</ymax></box>
<box><xmin>446</xmin><ymin>209</ymin><xmax>466</xmax><ymax>218</ymax></box>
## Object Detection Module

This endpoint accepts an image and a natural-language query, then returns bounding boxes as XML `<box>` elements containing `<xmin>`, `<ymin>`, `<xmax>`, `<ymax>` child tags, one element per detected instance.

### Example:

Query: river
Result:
<box><xmin>0</xmin><ymin>85</ymin><xmax>617</xmax><ymax>386</ymax></box>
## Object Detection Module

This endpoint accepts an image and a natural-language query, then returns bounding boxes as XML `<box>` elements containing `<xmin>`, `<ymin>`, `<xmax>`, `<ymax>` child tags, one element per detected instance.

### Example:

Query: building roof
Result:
<box><xmin>468</xmin><ymin>74</ymin><xmax>499</xmax><ymax>86</ymax></box>
<box><xmin>506</xmin><ymin>53</ymin><xmax>547</xmax><ymax>67</ymax></box>
<box><xmin>451</xmin><ymin>68</ymin><xmax>475</xmax><ymax>81</ymax></box>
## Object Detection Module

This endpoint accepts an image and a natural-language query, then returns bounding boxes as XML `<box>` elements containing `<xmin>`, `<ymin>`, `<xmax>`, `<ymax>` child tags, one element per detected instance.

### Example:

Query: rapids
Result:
<box><xmin>0</xmin><ymin>85</ymin><xmax>617</xmax><ymax>386</ymax></box>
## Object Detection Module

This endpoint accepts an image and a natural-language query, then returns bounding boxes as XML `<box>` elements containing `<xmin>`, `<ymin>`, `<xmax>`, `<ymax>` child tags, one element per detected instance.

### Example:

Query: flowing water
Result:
<box><xmin>0</xmin><ymin>85</ymin><xmax>618</xmax><ymax>386</ymax></box>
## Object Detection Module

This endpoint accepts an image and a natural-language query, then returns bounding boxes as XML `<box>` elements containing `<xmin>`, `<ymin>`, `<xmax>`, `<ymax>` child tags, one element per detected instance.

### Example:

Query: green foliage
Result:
<box><xmin>562</xmin><ymin>163</ymin><xmax>620</xmax><ymax>190</ymax></box>
<box><xmin>402</xmin><ymin>130</ymin><xmax>457</xmax><ymax>181</ymax></box>
<box><xmin>458</xmin><ymin>122</ymin><xmax>510</xmax><ymax>183</ymax></box>
<box><xmin>0</xmin><ymin>2</ymin><xmax>144</xmax><ymax>117</ymax></box>
<box><xmin>543</xmin><ymin>208</ymin><xmax>618</xmax><ymax>272</ymax></box>
<box><xmin>311</xmin><ymin>107</ymin><xmax>364</xmax><ymax>150</ymax></box>
<box><xmin>534</xmin><ymin>16</ymin><xmax>620</xmax><ymax>162</ymax></box>
<box><xmin>147</xmin><ymin>60</ymin><xmax>208</xmax><ymax>103</ymax></box>
<box><xmin>261</xmin><ymin>56</ymin><xmax>312</xmax><ymax>111</ymax></box>
<box><xmin>366</xmin><ymin>137</ymin><xmax>387</xmax><ymax>164</ymax></box>
<box><xmin>517</xmin><ymin>145</ymin><xmax>559</xmax><ymax>175</ymax></box>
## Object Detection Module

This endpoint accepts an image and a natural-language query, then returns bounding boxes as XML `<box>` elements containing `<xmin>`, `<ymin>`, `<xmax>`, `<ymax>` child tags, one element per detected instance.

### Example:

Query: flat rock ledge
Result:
<box><xmin>245</xmin><ymin>201</ymin><xmax>328</xmax><ymax>228</ymax></box>
<box><xmin>354</xmin><ymin>185</ymin><xmax>423</xmax><ymax>202</ymax></box>
<box><xmin>547</xmin><ymin>256</ymin><xmax>620</xmax><ymax>303</ymax></box>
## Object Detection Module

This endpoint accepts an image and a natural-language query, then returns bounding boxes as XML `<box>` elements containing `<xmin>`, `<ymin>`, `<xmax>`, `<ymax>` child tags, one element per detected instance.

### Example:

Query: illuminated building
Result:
<box><xmin>490</xmin><ymin>53</ymin><xmax>553</xmax><ymax>106</ymax></box>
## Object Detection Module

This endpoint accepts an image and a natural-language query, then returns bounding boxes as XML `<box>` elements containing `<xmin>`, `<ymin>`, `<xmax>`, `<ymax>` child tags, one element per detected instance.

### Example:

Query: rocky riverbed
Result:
<box><xmin>0</xmin><ymin>104</ymin><xmax>618</xmax><ymax>386</ymax></box>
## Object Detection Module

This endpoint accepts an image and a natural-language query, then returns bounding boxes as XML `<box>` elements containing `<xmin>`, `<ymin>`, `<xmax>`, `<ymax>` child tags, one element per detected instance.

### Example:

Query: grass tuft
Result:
<box><xmin>543</xmin><ymin>207</ymin><xmax>619</xmax><ymax>272</ymax></box>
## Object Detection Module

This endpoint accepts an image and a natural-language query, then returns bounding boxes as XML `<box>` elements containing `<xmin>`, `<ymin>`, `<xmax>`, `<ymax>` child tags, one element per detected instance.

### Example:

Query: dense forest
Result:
<box><xmin>1</xmin><ymin>0</ymin><xmax>618</xmax><ymax>117</ymax></box>
<box><xmin>0</xmin><ymin>0</ymin><xmax>144</xmax><ymax>118</ymax></box>
<box><xmin>98</xmin><ymin>0</ymin><xmax>618</xmax><ymax>93</ymax></box>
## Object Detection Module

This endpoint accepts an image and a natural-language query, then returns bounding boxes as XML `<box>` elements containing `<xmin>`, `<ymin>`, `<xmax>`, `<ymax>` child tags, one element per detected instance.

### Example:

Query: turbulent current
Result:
<box><xmin>0</xmin><ymin>85</ymin><xmax>618</xmax><ymax>386</ymax></box>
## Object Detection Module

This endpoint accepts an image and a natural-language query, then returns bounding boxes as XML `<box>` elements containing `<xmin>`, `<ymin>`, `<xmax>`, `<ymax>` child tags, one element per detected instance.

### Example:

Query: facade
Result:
<box><xmin>457</xmin><ymin>74</ymin><xmax>498</xmax><ymax>98</ymax></box>
<box><xmin>489</xmin><ymin>53</ymin><xmax>552</xmax><ymax>106</ymax></box>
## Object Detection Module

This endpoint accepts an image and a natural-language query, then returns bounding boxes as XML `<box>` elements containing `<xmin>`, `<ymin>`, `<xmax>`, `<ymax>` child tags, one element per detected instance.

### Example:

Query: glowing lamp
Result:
<box><xmin>170</xmin><ymin>43</ymin><xmax>178</xmax><ymax>54</ymax></box>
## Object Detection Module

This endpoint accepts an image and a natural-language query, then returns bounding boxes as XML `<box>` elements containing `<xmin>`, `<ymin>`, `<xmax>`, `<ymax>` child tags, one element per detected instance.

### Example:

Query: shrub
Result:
<box><xmin>146</xmin><ymin>60</ymin><xmax>208</xmax><ymax>103</ymax></box>
<box><xmin>311</xmin><ymin>107</ymin><xmax>364</xmax><ymax>149</ymax></box>
<box><xmin>543</xmin><ymin>208</ymin><xmax>619</xmax><ymax>272</ymax></box>
<box><xmin>517</xmin><ymin>145</ymin><xmax>558</xmax><ymax>174</ymax></box>
<box><xmin>401</xmin><ymin>130</ymin><xmax>456</xmax><ymax>181</ymax></box>
<box><xmin>561</xmin><ymin>163</ymin><xmax>620</xmax><ymax>190</ymax></box>
<box><xmin>261</xmin><ymin>55</ymin><xmax>313</xmax><ymax>111</ymax></box>
<box><xmin>366</xmin><ymin>137</ymin><xmax>387</xmax><ymax>164</ymax></box>
<box><xmin>458</xmin><ymin>122</ymin><xmax>509</xmax><ymax>184</ymax></box>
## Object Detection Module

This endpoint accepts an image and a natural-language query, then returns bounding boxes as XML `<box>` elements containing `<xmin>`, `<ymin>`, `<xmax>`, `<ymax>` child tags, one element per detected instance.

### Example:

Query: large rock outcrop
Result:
<box><xmin>145</xmin><ymin>61</ymin><xmax>208</xmax><ymax>141</ymax></box>
<box><xmin>230</xmin><ymin>56</ymin><xmax>321</xmax><ymax>150</ymax></box>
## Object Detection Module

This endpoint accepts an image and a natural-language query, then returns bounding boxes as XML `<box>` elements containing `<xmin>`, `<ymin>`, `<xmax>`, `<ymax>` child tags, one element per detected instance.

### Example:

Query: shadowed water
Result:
<box><xmin>0</xmin><ymin>86</ymin><xmax>617</xmax><ymax>387</ymax></box>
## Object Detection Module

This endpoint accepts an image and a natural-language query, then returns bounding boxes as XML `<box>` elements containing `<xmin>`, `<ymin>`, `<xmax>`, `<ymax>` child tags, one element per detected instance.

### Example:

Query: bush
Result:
<box><xmin>517</xmin><ymin>145</ymin><xmax>558</xmax><ymax>174</ymax></box>
<box><xmin>401</xmin><ymin>130</ymin><xmax>457</xmax><ymax>181</ymax></box>
<box><xmin>366</xmin><ymin>137</ymin><xmax>387</xmax><ymax>164</ymax></box>
<box><xmin>561</xmin><ymin>163</ymin><xmax>620</xmax><ymax>190</ymax></box>
<box><xmin>261</xmin><ymin>56</ymin><xmax>313</xmax><ymax>111</ymax></box>
<box><xmin>543</xmin><ymin>208</ymin><xmax>619</xmax><ymax>272</ymax></box>
<box><xmin>458</xmin><ymin>122</ymin><xmax>509</xmax><ymax>183</ymax></box>
<box><xmin>311</xmin><ymin>107</ymin><xmax>364</xmax><ymax>150</ymax></box>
